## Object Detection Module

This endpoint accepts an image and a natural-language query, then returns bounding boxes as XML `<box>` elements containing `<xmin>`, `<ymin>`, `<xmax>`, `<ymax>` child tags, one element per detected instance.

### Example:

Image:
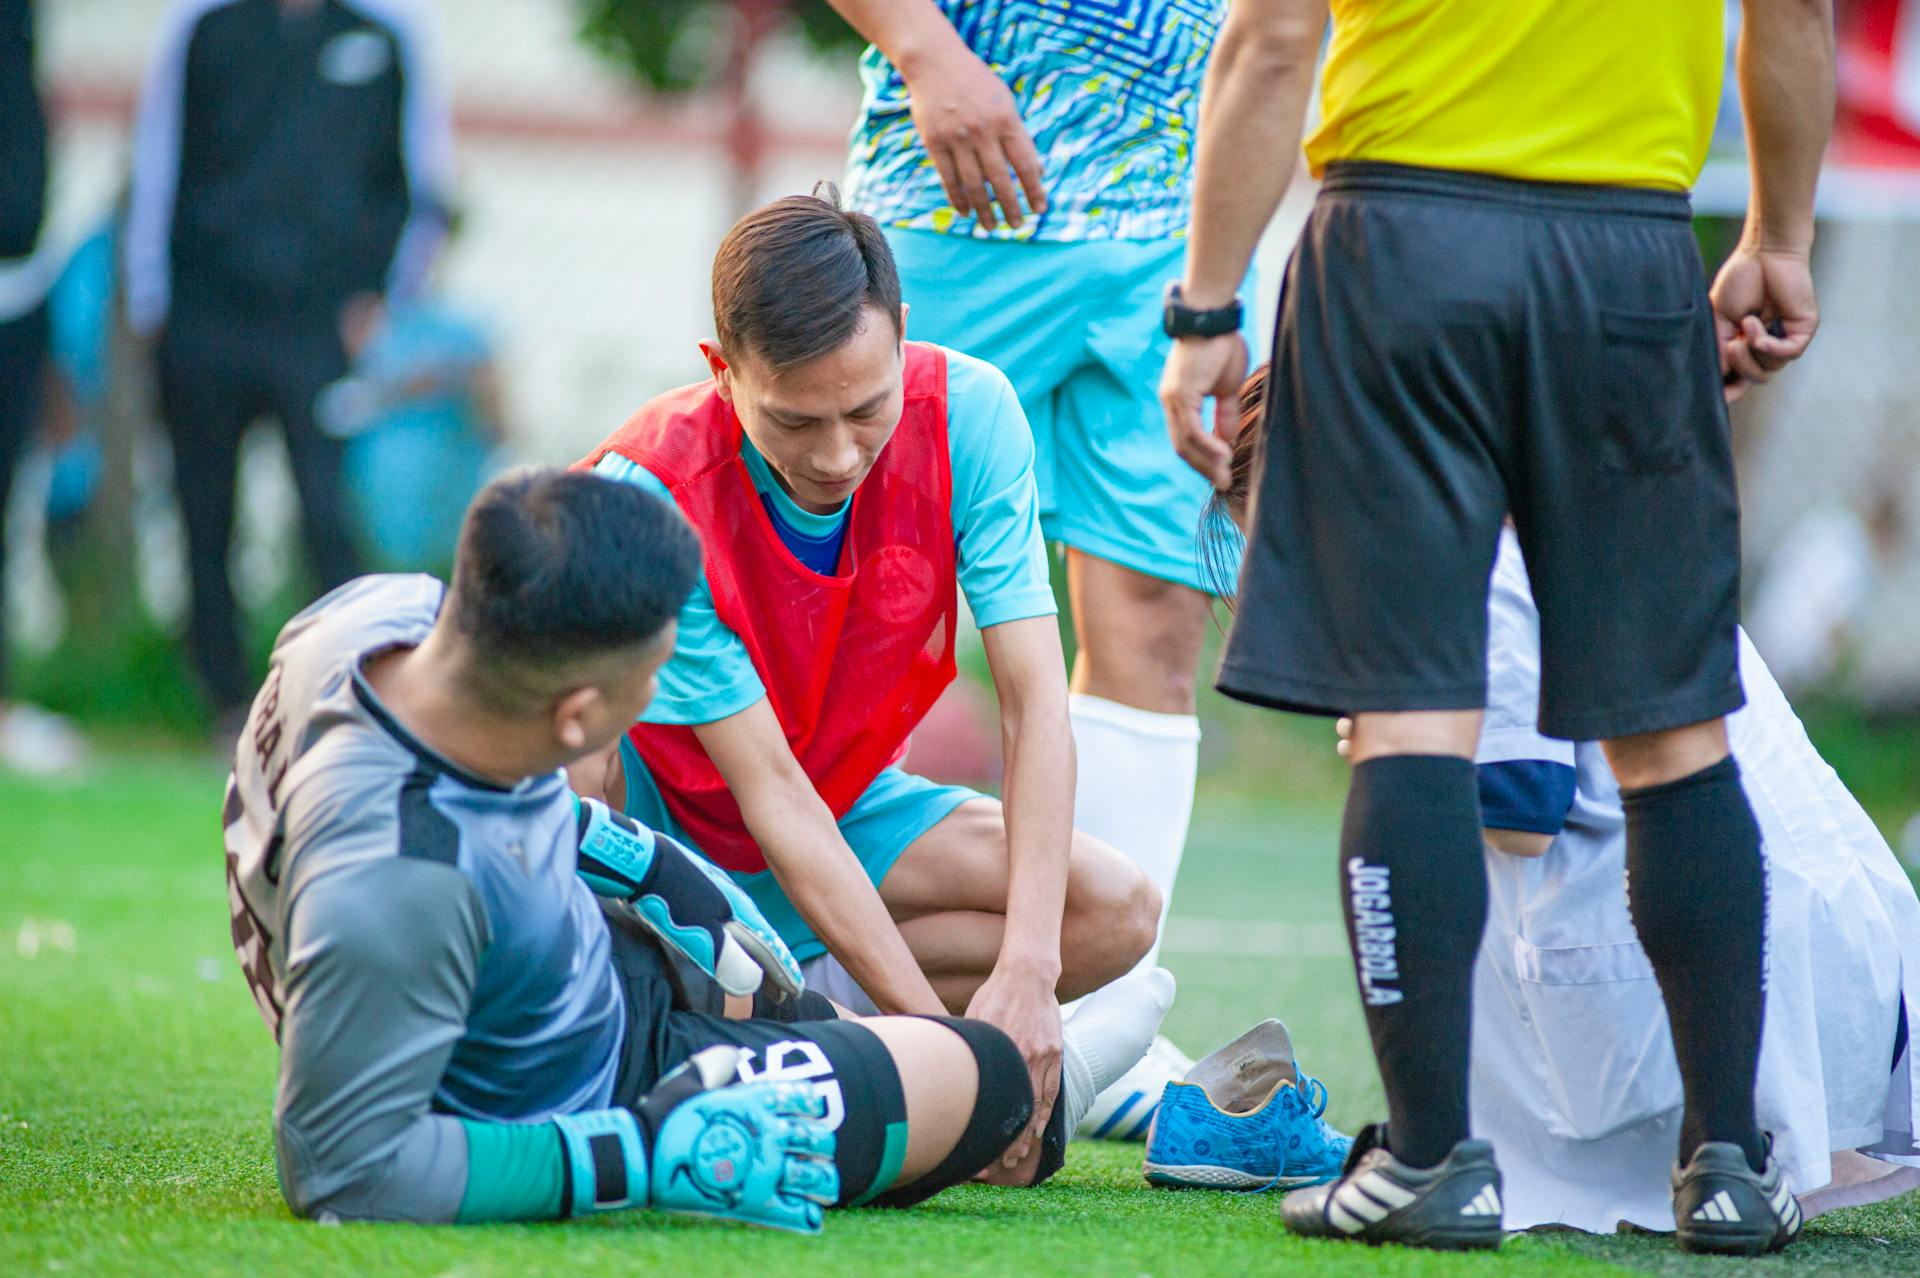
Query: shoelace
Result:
<box><xmin>1298</xmin><ymin>1074</ymin><xmax>1330</xmax><ymax>1120</ymax></box>
<box><xmin>1227</xmin><ymin>1074</ymin><xmax>1336</xmax><ymax>1196</ymax></box>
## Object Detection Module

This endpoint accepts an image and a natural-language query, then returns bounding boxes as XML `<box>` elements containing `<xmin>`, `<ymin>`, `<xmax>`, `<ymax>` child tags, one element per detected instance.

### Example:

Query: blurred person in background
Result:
<box><xmin>1744</xmin><ymin>488</ymin><xmax>1901</xmax><ymax>694</ymax></box>
<box><xmin>0</xmin><ymin>0</ymin><xmax>87</xmax><ymax>777</ymax></box>
<box><xmin>40</xmin><ymin>210</ymin><xmax>118</xmax><ymax>545</ymax></box>
<box><xmin>832</xmin><ymin>0</ymin><xmax>1242</xmax><ymax>1141</ymax></box>
<box><xmin>316</xmin><ymin>204</ymin><xmax>508</xmax><ymax>576</ymax></box>
<box><xmin>125</xmin><ymin>0</ymin><xmax>453</xmax><ymax>734</ymax></box>
<box><xmin>1738</xmin><ymin>0</ymin><xmax>1920</xmax><ymax>711</ymax></box>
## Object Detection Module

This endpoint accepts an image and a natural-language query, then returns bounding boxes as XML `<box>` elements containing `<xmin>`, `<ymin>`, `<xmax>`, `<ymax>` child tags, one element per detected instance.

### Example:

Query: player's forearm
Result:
<box><xmin>742</xmin><ymin>785</ymin><xmax>946</xmax><ymax>1016</ymax></box>
<box><xmin>825</xmin><ymin>0</ymin><xmax>972</xmax><ymax>79</ymax></box>
<box><xmin>983</xmin><ymin>621</ymin><xmax>1070</xmax><ymax>982</ymax></box>
<box><xmin>1736</xmin><ymin>0</ymin><xmax>1835</xmax><ymax>255</ymax></box>
<box><xmin>993</xmin><ymin>704</ymin><xmax>1070</xmax><ymax>983</ymax></box>
<box><xmin>1181</xmin><ymin>0</ymin><xmax>1327</xmax><ymax>307</ymax></box>
<box><xmin>280</xmin><ymin>1110</ymin><xmax>565</xmax><ymax>1223</ymax></box>
<box><xmin>285</xmin><ymin>1109</ymin><xmax>664</xmax><ymax>1224</ymax></box>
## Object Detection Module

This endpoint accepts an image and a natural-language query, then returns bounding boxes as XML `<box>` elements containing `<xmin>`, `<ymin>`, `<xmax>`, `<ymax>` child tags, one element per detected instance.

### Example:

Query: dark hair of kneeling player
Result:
<box><xmin>446</xmin><ymin>468</ymin><xmax>702</xmax><ymax>710</ymax></box>
<box><xmin>710</xmin><ymin>181</ymin><xmax>904</xmax><ymax>371</ymax></box>
<box><xmin>1197</xmin><ymin>362</ymin><xmax>1271</xmax><ymax>607</ymax></box>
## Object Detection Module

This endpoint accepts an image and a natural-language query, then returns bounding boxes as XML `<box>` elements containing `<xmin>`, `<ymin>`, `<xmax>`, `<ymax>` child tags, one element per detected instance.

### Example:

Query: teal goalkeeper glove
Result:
<box><xmin>573</xmin><ymin>795</ymin><xmax>804</xmax><ymax>1000</ymax></box>
<box><xmin>553</xmin><ymin>1046</ymin><xmax>839</xmax><ymax>1233</ymax></box>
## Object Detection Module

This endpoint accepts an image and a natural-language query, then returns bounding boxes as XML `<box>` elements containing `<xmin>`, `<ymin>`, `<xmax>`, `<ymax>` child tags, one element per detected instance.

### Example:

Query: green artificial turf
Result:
<box><xmin>2</xmin><ymin>759</ymin><xmax>1915</xmax><ymax>1276</ymax></box>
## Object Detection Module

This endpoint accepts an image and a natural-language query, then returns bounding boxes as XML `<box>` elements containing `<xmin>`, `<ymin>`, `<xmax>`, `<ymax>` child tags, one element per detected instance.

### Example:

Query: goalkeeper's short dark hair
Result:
<box><xmin>449</xmin><ymin>468</ymin><xmax>699</xmax><ymax>666</ymax></box>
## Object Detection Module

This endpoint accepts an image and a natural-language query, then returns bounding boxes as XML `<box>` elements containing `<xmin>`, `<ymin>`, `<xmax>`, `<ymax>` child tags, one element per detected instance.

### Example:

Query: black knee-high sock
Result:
<box><xmin>1340</xmin><ymin>755</ymin><xmax>1489</xmax><ymax>1170</ymax></box>
<box><xmin>1621</xmin><ymin>755</ymin><xmax>1766</xmax><ymax>1172</ymax></box>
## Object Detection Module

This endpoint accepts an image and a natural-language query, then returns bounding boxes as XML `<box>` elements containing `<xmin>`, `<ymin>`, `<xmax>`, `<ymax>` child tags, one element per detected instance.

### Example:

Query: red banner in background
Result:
<box><xmin>1836</xmin><ymin>0</ymin><xmax>1920</xmax><ymax>169</ymax></box>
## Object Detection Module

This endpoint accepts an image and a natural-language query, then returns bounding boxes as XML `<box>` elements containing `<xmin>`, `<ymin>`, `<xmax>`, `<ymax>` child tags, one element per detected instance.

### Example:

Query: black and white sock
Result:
<box><xmin>1621</xmin><ymin>754</ymin><xmax>1767</xmax><ymax>1172</ymax></box>
<box><xmin>1339</xmin><ymin>754</ymin><xmax>1489</xmax><ymax>1170</ymax></box>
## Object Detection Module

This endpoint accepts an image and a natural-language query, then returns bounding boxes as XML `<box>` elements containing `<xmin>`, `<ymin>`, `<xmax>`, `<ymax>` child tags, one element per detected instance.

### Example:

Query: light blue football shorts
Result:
<box><xmin>620</xmin><ymin>737</ymin><xmax>980</xmax><ymax>963</ymax></box>
<box><xmin>886</xmin><ymin>228</ymin><xmax>1255</xmax><ymax>593</ymax></box>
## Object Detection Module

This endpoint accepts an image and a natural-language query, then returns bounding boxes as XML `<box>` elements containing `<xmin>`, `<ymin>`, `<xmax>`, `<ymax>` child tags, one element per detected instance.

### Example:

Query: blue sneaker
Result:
<box><xmin>1142</xmin><ymin>1019</ymin><xmax>1351</xmax><ymax>1191</ymax></box>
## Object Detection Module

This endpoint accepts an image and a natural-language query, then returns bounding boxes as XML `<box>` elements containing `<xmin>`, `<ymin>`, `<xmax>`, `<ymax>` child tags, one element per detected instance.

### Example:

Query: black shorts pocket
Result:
<box><xmin>1597</xmin><ymin>305</ymin><xmax>1701</xmax><ymax>474</ymax></box>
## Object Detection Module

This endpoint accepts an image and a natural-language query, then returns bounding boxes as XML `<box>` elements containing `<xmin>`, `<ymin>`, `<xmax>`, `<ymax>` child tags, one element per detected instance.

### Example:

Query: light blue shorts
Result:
<box><xmin>887</xmin><ymin>229</ymin><xmax>1253</xmax><ymax>593</ymax></box>
<box><xmin>620</xmin><ymin>739</ymin><xmax>979</xmax><ymax>962</ymax></box>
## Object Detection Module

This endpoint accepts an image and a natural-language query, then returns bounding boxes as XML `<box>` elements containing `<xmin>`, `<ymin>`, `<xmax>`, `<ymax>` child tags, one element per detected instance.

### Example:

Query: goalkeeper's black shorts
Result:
<box><xmin>604</xmin><ymin>902</ymin><xmax>911</xmax><ymax>1206</ymax></box>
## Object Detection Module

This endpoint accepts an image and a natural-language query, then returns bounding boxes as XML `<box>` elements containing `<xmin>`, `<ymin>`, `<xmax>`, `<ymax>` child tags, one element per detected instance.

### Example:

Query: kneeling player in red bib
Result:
<box><xmin>577</xmin><ymin>189</ymin><xmax>1169</xmax><ymax>1158</ymax></box>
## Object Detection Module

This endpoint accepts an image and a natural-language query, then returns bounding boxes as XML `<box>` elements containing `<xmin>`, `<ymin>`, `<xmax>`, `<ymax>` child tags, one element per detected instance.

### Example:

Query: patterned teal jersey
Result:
<box><xmin>844</xmin><ymin>0</ymin><xmax>1225</xmax><ymax>243</ymax></box>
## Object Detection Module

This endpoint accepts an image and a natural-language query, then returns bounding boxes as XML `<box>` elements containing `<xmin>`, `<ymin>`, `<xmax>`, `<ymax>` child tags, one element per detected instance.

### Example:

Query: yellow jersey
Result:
<box><xmin>1304</xmin><ymin>0</ymin><xmax>1726</xmax><ymax>191</ymax></box>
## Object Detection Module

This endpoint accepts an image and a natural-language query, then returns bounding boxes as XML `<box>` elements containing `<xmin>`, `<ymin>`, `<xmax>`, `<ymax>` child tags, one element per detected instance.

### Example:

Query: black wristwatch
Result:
<box><xmin>1162</xmin><ymin>281</ymin><xmax>1243</xmax><ymax>338</ymax></box>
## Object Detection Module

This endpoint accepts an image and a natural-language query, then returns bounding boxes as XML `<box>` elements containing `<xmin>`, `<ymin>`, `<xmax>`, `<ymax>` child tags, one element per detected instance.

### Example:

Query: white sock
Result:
<box><xmin>1069</xmin><ymin>693</ymin><xmax>1200</xmax><ymax>969</ymax></box>
<box><xmin>1060</xmin><ymin>967</ymin><xmax>1176</xmax><ymax>1131</ymax></box>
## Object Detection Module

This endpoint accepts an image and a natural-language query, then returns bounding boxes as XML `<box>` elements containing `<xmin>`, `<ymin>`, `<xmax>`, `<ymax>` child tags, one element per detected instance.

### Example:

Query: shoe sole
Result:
<box><xmin>1282</xmin><ymin>1214</ymin><xmax>1504</xmax><ymax>1251</ymax></box>
<box><xmin>1144</xmin><ymin>1163</ymin><xmax>1329</xmax><ymax>1191</ymax></box>
<box><xmin>1391</xmin><ymin>1229</ymin><xmax>1503</xmax><ymax>1252</ymax></box>
<box><xmin>1675</xmin><ymin>1212</ymin><xmax>1792</xmax><ymax>1258</ymax></box>
<box><xmin>1675</xmin><ymin>1228</ymin><xmax>1786</xmax><ymax>1257</ymax></box>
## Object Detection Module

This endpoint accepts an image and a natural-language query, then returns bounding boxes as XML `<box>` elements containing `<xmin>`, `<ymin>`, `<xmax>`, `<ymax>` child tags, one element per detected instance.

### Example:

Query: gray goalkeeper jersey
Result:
<box><xmin>223</xmin><ymin>574</ymin><xmax>627</xmax><ymax>1219</ymax></box>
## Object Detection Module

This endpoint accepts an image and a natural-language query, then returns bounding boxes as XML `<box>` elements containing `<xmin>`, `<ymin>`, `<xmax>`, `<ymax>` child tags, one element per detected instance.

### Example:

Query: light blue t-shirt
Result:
<box><xmin>843</xmin><ymin>0</ymin><xmax>1226</xmax><ymax>242</ymax></box>
<box><xmin>595</xmin><ymin>347</ymin><xmax>1056</xmax><ymax>726</ymax></box>
<box><xmin>332</xmin><ymin>300</ymin><xmax>499</xmax><ymax>570</ymax></box>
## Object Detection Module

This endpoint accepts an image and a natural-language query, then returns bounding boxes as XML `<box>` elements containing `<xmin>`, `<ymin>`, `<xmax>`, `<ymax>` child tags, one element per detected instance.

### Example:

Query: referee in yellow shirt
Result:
<box><xmin>1159</xmin><ymin>0</ymin><xmax>1834</xmax><ymax>1255</ymax></box>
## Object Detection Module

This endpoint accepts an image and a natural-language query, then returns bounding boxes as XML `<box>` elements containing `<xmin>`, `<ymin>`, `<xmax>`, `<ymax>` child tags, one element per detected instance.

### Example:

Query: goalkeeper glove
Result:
<box><xmin>573</xmin><ymin>795</ymin><xmax>804</xmax><ymax>1000</ymax></box>
<box><xmin>552</xmin><ymin>1045</ymin><xmax>838</xmax><ymax>1233</ymax></box>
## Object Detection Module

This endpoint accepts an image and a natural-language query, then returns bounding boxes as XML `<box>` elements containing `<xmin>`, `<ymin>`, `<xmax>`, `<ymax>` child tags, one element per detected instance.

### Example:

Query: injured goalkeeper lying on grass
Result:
<box><xmin>221</xmin><ymin>469</ymin><xmax>1172</xmax><ymax>1229</ymax></box>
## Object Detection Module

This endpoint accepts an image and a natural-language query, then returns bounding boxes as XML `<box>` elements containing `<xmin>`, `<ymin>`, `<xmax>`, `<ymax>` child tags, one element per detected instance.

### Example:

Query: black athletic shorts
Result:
<box><xmin>1221</xmin><ymin>161</ymin><xmax>1745</xmax><ymax>742</ymax></box>
<box><xmin>603</xmin><ymin>904</ymin><xmax>911</xmax><ymax>1206</ymax></box>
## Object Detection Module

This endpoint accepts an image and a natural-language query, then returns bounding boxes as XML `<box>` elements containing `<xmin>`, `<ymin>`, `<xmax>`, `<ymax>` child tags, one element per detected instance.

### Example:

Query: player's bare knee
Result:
<box><xmin>1062</xmin><ymin>851</ymin><xmax>1158</xmax><ymax>991</ymax></box>
<box><xmin>1116</xmin><ymin>867</ymin><xmax>1162</xmax><ymax>968</ymax></box>
<box><xmin>1602</xmin><ymin>718</ymin><xmax>1730</xmax><ymax>790</ymax></box>
<box><xmin>1347</xmin><ymin>709</ymin><xmax>1482</xmax><ymax>763</ymax></box>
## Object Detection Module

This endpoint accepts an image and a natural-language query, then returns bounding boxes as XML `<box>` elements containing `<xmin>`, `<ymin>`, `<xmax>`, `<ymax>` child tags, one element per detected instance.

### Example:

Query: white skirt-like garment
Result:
<box><xmin>1471</xmin><ymin>583</ymin><xmax>1919</xmax><ymax>1232</ymax></box>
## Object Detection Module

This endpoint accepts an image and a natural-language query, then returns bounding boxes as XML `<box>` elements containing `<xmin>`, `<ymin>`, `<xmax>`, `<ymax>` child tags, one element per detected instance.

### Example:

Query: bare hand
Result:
<box><xmin>965</xmin><ymin>968</ymin><xmax>1062</xmax><ymax>1166</ymax></box>
<box><xmin>905</xmin><ymin>49</ymin><xmax>1046</xmax><ymax>231</ymax></box>
<box><xmin>339</xmin><ymin>292</ymin><xmax>388</xmax><ymax>360</ymax></box>
<box><xmin>1335</xmin><ymin>716</ymin><xmax>1353</xmax><ymax>762</ymax></box>
<box><xmin>1160</xmin><ymin>332</ymin><xmax>1249</xmax><ymax>489</ymax></box>
<box><xmin>1710</xmin><ymin>245</ymin><xmax>1818</xmax><ymax>403</ymax></box>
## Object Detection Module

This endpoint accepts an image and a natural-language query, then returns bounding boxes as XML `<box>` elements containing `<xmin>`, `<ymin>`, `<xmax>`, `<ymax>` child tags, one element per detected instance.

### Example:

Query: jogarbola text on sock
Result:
<box><xmin>1347</xmin><ymin>858</ymin><xmax>1403</xmax><ymax>1006</ymax></box>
